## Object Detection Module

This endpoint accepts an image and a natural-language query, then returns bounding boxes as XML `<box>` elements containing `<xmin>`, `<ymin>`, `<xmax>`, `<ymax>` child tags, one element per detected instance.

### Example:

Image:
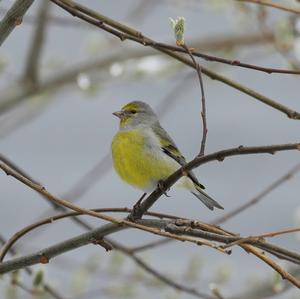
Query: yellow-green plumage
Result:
<box><xmin>112</xmin><ymin>128</ymin><xmax>178</xmax><ymax>191</ymax></box>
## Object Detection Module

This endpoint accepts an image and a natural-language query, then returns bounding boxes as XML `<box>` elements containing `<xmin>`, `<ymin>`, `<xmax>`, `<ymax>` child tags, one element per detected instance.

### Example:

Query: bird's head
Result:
<box><xmin>113</xmin><ymin>101</ymin><xmax>158</xmax><ymax>129</ymax></box>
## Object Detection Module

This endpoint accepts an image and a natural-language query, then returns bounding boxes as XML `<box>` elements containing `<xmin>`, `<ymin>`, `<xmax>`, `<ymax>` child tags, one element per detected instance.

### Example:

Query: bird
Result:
<box><xmin>111</xmin><ymin>101</ymin><xmax>223</xmax><ymax>210</ymax></box>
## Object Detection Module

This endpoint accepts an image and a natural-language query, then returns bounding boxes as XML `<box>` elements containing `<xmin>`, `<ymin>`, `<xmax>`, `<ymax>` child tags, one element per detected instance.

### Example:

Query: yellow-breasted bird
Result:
<box><xmin>111</xmin><ymin>101</ymin><xmax>223</xmax><ymax>210</ymax></box>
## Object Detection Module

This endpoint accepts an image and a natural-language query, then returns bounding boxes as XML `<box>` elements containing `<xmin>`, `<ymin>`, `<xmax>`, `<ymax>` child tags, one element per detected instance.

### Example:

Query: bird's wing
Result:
<box><xmin>152</xmin><ymin>124</ymin><xmax>205</xmax><ymax>190</ymax></box>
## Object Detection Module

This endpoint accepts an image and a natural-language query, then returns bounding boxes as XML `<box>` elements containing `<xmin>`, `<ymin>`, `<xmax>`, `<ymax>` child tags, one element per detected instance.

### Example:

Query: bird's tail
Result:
<box><xmin>191</xmin><ymin>184</ymin><xmax>224</xmax><ymax>211</ymax></box>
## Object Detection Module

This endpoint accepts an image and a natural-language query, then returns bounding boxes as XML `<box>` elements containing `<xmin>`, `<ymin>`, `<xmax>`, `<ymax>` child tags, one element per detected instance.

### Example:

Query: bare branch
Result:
<box><xmin>213</xmin><ymin>163</ymin><xmax>300</xmax><ymax>225</ymax></box>
<box><xmin>2</xmin><ymin>145</ymin><xmax>300</xmax><ymax>288</ymax></box>
<box><xmin>0</xmin><ymin>207</ymin><xmax>179</xmax><ymax>263</ymax></box>
<box><xmin>22</xmin><ymin>0</ymin><xmax>50</xmax><ymax>85</ymax></box>
<box><xmin>222</xmin><ymin>227</ymin><xmax>300</xmax><ymax>249</ymax></box>
<box><xmin>0</xmin><ymin>52</ymin><xmax>122</xmax><ymax>115</ymax></box>
<box><xmin>0</xmin><ymin>234</ymin><xmax>65</xmax><ymax>299</ymax></box>
<box><xmin>2</xmin><ymin>216</ymin><xmax>300</xmax><ymax>287</ymax></box>
<box><xmin>130</xmin><ymin>143</ymin><xmax>300</xmax><ymax>219</ymax></box>
<box><xmin>235</xmin><ymin>0</ymin><xmax>300</xmax><ymax>14</ymax></box>
<box><xmin>0</xmin><ymin>0</ymin><xmax>34</xmax><ymax>46</ymax></box>
<box><xmin>130</xmin><ymin>238</ymin><xmax>171</xmax><ymax>253</ymax></box>
<box><xmin>181</xmin><ymin>44</ymin><xmax>208</xmax><ymax>155</ymax></box>
<box><xmin>49</xmin><ymin>0</ymin><xmax>300</xmax><ymax>119</ymax></box>
<box><xmin>0</xmin><ymin>161</ymin><xmax>231</xmax><ymax>255</ymax></box>
<box><xmin>114</xmin><ymin>242</ymin><xmax>214</xmax><ymax>299</ymax></box>
<box><xmin>131</xmin><ymin>161</ymin><xmax>300</xmax><ymax>252</ymax></box>
<box><xmin>229</xmin><ymin>267</ymin><xmax>300</xmax><ymax>299</ymax></box>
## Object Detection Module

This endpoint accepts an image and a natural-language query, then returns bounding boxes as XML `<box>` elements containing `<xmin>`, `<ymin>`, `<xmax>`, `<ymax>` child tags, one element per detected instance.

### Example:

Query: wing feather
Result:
<box><xmin>152</xmin><ymin>124</ymin><xmax>205</xmax><ymax>190</ymax></box>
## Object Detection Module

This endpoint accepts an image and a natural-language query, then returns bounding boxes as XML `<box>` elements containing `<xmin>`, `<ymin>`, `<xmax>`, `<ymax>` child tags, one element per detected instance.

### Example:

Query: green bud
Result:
<box><xmin>169</xmin><ymin>17</ymin><xmax>185</xmax><ymax>45</ymax></box>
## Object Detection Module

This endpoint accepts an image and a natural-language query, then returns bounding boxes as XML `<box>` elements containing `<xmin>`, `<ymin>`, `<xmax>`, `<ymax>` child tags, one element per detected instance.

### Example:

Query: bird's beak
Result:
<box><xmin>112</xmin><ymin>111</ymin><xmax>124</xmax><ymax>119</ymax></box>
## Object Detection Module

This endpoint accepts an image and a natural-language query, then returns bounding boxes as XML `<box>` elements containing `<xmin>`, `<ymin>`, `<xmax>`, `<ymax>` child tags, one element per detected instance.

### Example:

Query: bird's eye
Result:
<box><xmin>130</xmin><ymin>110</ymin><xmax>137</xmax><ymax>114</ymax></box>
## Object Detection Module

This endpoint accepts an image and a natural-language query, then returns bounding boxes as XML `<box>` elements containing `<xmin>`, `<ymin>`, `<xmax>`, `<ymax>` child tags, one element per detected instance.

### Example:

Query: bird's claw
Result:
<box><xmin>157</xmin><ymin>180</ymin><xmax>170</xmax><ymax>197</ymax></box>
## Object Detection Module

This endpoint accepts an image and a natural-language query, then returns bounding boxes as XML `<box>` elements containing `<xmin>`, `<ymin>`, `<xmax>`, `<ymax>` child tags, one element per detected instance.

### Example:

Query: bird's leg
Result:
<box><xmin>157</xmin><ymin>180</ymin><xmax>170</xmax><ymax>197</ymax></box>
<box><xmin>133</xmin><ymin>192</ymin><xmax>147</xmax><ymax>211</ymax></box>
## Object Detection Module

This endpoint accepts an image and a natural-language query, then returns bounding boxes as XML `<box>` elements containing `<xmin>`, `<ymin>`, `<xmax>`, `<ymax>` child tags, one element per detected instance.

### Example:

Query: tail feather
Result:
<box><xmin>191</xmin><ymin>186</ymin><xmax>224</xmax><ymax>211</ymax></box>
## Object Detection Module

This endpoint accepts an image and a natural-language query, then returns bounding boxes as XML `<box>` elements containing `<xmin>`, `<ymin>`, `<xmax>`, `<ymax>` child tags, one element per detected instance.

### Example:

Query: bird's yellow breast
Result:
<box><xmin>111</xmin><ymin>129</ymin><xmax>177</xmax><ymax>191</ymax></box>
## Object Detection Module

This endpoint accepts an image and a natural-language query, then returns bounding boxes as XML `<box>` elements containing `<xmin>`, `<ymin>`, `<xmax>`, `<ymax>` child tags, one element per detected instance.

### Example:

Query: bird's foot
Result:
<box><xmin>157</xmin><ymin>180</ymin><xmax>170</xmax><ymax>197</ymax></box>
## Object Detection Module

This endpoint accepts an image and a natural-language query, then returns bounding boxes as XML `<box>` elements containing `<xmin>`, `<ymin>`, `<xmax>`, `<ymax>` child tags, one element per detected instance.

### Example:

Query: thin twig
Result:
<box><xmin>48</xmin><ymin>0</ymin><xmax>300</xmax><ymax>120</ymax></box>
<box><xmin>0</xmin><ymin>7</ymin><xmax>88</xmax><ymax>28</ymax></box>
<box><xmin>181</xmin><ymin>43</ymin><xmax>207</xmax><ymax>155</ymax></box>
<box><xmin>130</xmin><ymin>238</ymin><xmax>171</xmax><ymax>253</ymax></box>
<box><xmin>151</xmin><ymin>41</ymin><xmax>300</xmax><ymax>75</ymax></box>
<box><xmin>229</xmin><ymin>267</ymin><xmax>300</xmax><ymax>299</ymax></box>
<box><xmin>0</xmin><ymin>234</ymin><xmax>65</xmax><ymax>299</ymax></box>
<box><xmin>118</xmin><ymin>244</ymin><xmax>214</xmax><ymax>299</ymax></box>
<box><xmin>130</xmin><ymin>143</ymin><xmax>300</xmax><ymax>220</ymax></box>
<box><xmin>2</xmin><ymin>143</ymin><xmax>299</xmax><ymax>256</ymax></box>
<box><xmin>22</xmin><ymin>0</ymin><xmax>50</xmax><ymax>85</ymax></box>
<box><xmin>2</xmin><ymin>157</ymin><xmax>300</xmax><ymax>288</ymax></box>
<box><xmin>222</xmin><ymin>227</ymin><xmax>300</xmax><ymax>249</ymax></box>
<box><xmin>0</xmin><ymin>220</ymin><xmax>228</xmax><ymax>275</ymax></box>
<box><xmin>2</xmin><ymin>215</ymin><xmax>300</xmax><ymax>286</ymax></box>
<box><xmin>0</xmin><ymin>196</ymin><xmax>213</xmax><ymax>299</ymax></box>
<box><xmin>213</xmin><ymin>163</ymin><xmax>300</xmax><ymax>225</ymax></box>
<box><xmin>0</xmin><ymin>161</ymin><xmax>230</xmax><ymax>256</ymax></box>
<box><xmin>2</xmin><ymin>162</ymin><xmax>300</xmax><ymax>280</ymax></box>
<box><xmin>0</xmin><ymin>207</ymin><xmax>181</xmax><ymax>262</ymax></box>
<box><xmin>51</xmin><ymin>0</ymin><xmax>300</xmax><ymax>75</ymax></box>
<box><xmin>35</xmin><ymin>73</ymin><xmax>191</xmax><ymax>220</ymax></box>
<box><xmin>236</xmin><ymin>0</ymin><xmax>300</xmax><ymax>15</ymax></box>
<box><xmin>165</xmin><ymin>222</ymin><xmax>300</xmax><ymax>287</ymax></box>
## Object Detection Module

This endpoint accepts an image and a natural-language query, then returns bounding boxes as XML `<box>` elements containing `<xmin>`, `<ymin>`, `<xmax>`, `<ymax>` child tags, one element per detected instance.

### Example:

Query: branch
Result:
<box><xmin>2</xmin><ymin>148</ymin><xmax>300</xmax><ymax>287</ymax></box>
<box><xmin>4</xmin><ymin>207</ymin><xmax>300</xmax><ymax>266</ymax></box>
<box><xmin>0</xmin><ymin>0</ymin><xmax>34</xmax><ymax>46</ymax></box>
<box><xmin>1</xmin><ymin>144</ymin><xmax>300</xmax><ymax>285</ymax></box>
<box><xmin>236</xmin><ymin>0</ymin><xmax>300</xmax><ymax>14</ymax></box>
<box><xmin>131</xmin><ymin>160</ymin><xmax>300</xmax><ymax>253</ymax></box>
<box><xmin>114</xmin><ymin>243</ymin><xmax>214</xmax><ymax>299</ymax></box>
<box><xmin>1</xmin><ymin>143</ymin><xmax>299</xmax><ymax>230</ymax></box>
<box><xmin>2</xmin><ymin>216</ymin><xmax>300</xmax><ymax>287</ymax></box>
<box><xmin>34</xmin><ymin>74</ymin><xmax>191</xmax><ymax>221</ymax></box>
<box><xmin>22</xmin><ymin>0</ymin><xmax>50</xmax><ymax>85</ymax></box>
<box><xmin>49</xmin><ymin>0</ymin><xmax>300</xmax><ymax>119</ymax></box>
<box><xmin>0</xmin><ymin>51</ymin><xmax>122</xmax><ymax>115</ymax></box>
<box><xmin>130</xmin><ymin>143</ymin><xmax>300</xmax><ymax>219</ymax></box>
<box><xmin>222</xmin><ymin>227</ymin><xmax>300</xmax><ymax>249</ymax></box>
<box><xmin>0</xmin><ymin>234</ymin><xmax>65</xmax><ymax>299</ymax></box>
<box><xmin>0</xmin><ymin>7</ymin><xmax>87</xmax><ymax>28</ymax></box>
<box><xmin>0</xmin><ymin>34</ymin><xmax>295</xmax><ymax>120</ymax></box>
<box><xmin>229</xmin><ymin>267</ymin><xmax>300</xmax><ymax>299</ymax></box>
<box><xmin>0</xmin><ymin>161</ymin><xmax>214</xmax><ymax>299</ymax></box>
<box><xmin>130</xmin><ymin>238</ymin><xmax>171</xmax><ymax>253</ymax></box>
<box><xmin>0</xmin><ymin>217</ymin><xmax>214</xmax><ymax>299</ymax></box>
<box><xmin>0</xmin><ymin>161</ymin><xmax>230</xmax><ymax>256</ymax></box>
<box><xmin>163</xmin><ymin>220</ymin><xmax>300</xmax><ymax>265</ymax></box>
<box><xmin>2</xmin><ymin>143</ymin><xmax>299</xmax><ymax>253</ymax></box>
<box><xmin>181</xmin><ymin>43</ymin><xmax>208</xmax><ymax>156</ymax></box>
<box><xmin>170</xmin><ymin>16</ymin><xmax>208</xmax><ymax>155</ymax></box>
<box><xmin>52</xmin><ymin>0</ymin><xmax>300</xmax><ymax>75</ymax></box>
<box><xmin>1</xmin><ymin>152</ymin><xmax>300</xmax><ymax>287</ymax></box>
<box><xmin>164</xmin><ymin>221</ymin><xmax>300</xmax><ymax>287</ymax></box>
<box><xmin>0</xmin><ymin>153</ymin><xmax>215</xmax><ymax>299</ymax></box>
<box><xmin>0</xmin><ymin>207</ymin><xmax>179</xmax><ymax>263</ymax></box>
<box><xmin>213</xmin><ymin>162</ymin><xmax>300</xmax><ymax>224</ymax></box>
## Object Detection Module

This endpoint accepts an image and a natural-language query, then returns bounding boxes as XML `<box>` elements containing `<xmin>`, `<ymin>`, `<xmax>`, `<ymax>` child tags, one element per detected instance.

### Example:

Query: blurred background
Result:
<box><xmin>1</xmin><ymin>0</ymin><xmax>300</xmax><ymax>298</ymax></box>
